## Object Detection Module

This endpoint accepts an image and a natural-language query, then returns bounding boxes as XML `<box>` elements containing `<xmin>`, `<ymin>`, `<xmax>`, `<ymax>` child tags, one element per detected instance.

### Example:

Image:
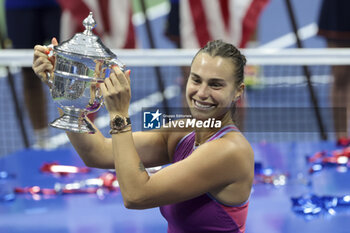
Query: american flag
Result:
<box><xmin>57</xmin><ymin>0</ymin><xmax>268</xmax><ymax>49</ymax></box>
<box><xmin>180</xmin><ymin>0</ymin><xmax>269</xmax><ymax>48</ymax></box>
<box><xmin>57</xmin><ymin>0</ymin><xmax>135</xmax><ymax>48</ymax></box>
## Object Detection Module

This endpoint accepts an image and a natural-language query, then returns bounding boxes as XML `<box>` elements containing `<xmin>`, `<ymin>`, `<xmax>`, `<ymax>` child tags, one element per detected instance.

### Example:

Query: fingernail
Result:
<box><xmin>45</xmin><ymin>50</ymin><xmax>50</xmax><ymax>55</ymax></box>
<box><xmin>128</xmin><ymin>70</ymin><xmax>131</xmax><ymax>76</ymax></box>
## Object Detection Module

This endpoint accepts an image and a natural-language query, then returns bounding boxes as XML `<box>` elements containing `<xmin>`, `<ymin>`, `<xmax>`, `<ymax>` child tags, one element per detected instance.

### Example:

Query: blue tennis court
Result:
<box><xmin>1</xmin><ymin>140</ymin><xmax>349</xmax><ymax>233</ymax></box>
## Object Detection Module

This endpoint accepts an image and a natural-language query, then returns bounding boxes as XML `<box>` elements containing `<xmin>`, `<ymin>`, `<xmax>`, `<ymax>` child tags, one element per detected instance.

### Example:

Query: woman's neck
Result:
<box><xmin>194</xmin><ymin>112</ymin><xmax>234</xmax><ymax>146</ymax></box>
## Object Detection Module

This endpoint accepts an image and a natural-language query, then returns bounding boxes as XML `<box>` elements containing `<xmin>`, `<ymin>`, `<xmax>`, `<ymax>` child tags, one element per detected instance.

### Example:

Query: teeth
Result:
<box><xmin>194</xmin><ymin>100</ymin><xmax>215</xmax><ymax>109</ymax></box>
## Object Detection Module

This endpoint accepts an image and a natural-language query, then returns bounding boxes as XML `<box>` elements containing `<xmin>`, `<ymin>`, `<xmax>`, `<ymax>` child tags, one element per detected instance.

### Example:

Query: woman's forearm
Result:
<box><xmin>112</xmin><ymin>131</ymin><xmax>150</xmax><ymax>208</ymax></box>
<box><xmin>66</xmin><ymin>128</ymin><xmax>114</xmax><ymax>169</ymax></box>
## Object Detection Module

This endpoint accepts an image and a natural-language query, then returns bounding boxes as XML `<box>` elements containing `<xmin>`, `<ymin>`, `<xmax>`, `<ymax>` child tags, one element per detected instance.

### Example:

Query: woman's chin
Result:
<box><xmin>190</xmin><ymin>110</ymin><xmax>215</xmax><ymax>121</ymax></box>
<box><xmin>190</xmin><ymin>108</ymin><xmax>231</xmax><ymax>123</ymax></box>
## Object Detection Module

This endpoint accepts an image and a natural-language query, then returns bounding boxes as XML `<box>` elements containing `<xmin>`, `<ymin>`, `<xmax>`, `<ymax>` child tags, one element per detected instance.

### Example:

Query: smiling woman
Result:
<box><xmin>32</xmin><ymin>39</ymin><xmax>254</xmax><ymax>233</ymax></box>
<box><xmin>187</xmin><ymin>40</ymin><xmax>246</xmax><ymax>123</ymax></box>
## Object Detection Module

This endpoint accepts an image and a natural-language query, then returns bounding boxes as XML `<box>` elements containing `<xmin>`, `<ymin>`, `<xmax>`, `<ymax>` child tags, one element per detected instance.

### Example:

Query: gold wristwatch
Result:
<box><xmin>109</xmin><ymin>114</ymin><xmax>131</xmax><ymax>134</ymax></box>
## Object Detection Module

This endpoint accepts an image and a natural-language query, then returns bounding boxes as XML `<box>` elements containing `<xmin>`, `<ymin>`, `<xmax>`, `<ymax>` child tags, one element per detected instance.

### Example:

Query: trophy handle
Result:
<box><xmin>45</xmin><ymin>44</ymin><xmax>55</xmax><ymax>88</ymax></box>
<box><xmin>46</xmin><ymin>72</ymin><xmax>54</xmax><ymax>88</ymax></box>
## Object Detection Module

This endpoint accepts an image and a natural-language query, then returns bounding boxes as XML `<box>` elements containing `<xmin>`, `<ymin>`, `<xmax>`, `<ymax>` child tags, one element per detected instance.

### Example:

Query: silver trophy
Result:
<box><xmin>47</xmin><ymin>12</ymin><xmax>124</xmax><ymax>134</ymax></box>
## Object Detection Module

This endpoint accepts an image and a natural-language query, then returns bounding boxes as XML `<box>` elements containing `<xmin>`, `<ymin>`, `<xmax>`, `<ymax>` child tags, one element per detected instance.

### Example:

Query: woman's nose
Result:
<box><xmin>196</xmin><ymin>84</ymin><xmax>210</xmax><ymax>99</ymax></box>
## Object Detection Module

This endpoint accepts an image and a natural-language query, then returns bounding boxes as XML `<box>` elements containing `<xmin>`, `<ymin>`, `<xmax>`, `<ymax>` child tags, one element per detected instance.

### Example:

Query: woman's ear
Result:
<box><xmin>233</xmin><ymin>83</ymin><xmax>245</xmax><ymax>102</ymax></box>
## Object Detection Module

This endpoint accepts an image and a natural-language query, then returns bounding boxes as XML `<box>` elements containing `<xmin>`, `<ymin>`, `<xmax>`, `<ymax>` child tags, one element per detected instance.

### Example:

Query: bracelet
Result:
<box><xmin>109</xmin><ymin>125</ymin><xmax>132</xmax><ymax>135</ymax></box>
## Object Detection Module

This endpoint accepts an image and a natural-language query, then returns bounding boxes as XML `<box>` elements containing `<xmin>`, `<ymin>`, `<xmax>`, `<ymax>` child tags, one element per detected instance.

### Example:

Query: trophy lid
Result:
<box><xmin>54</xmin><ymin>12</ymin><xmax>116</xmax><ymax>59</ymax></box>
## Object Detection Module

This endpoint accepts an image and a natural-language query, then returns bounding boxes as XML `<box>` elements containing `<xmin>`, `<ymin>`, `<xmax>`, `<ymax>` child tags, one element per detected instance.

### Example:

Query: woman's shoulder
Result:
<box><xmin>223</xmin><ymin>130</ymin><xmax>253</xmax><ymax>155</ymax></box>
<box><xmin>203</xmin><ymin>129</ymin><xmax>254</xmax><ymax>164</ymax></box>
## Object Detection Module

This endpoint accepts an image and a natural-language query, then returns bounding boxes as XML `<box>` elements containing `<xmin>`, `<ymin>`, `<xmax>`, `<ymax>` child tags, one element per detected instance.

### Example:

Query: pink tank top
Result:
<box><xmin>159</xmin><ymin>125</ymin><xmax>249</xmax><ymax>233</ymax></box>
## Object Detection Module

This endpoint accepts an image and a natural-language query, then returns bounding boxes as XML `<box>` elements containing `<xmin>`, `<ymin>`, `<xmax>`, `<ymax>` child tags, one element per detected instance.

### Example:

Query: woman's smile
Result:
<box><xmin>192</xmin><ymin>99</ymin><xmax>216</xmax><ymax>111</ymax></box>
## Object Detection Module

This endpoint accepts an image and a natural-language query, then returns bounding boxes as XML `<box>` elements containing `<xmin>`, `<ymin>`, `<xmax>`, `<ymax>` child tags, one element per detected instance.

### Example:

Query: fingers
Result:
<box><xmin>33</xmin><ymin>62</ymin><xmax>52</xmax><ymax>76</ymax></box>
<box><xmin>111</xmin><ymin>66</ymin><xmax>130</xmax><ymax>86</ymax></box>
<box><xmin>33</xmin><ymin>36</ymin><xmax>58</xmax><ymax>61</ymax></box>
<box><xmin>93</xmin><ymin>60</ymin><xmax>103</xmax><ymax>77</ymax></box>
<box><xmin>104</xmin><ymin>75</ymin><xmax>118</xmax><ymax>92</ymax></box>
<box><xmin>33</xmin><ymin>51</ymin><xmax>52</xmax><ymax>66</ymax></box>
<box><xmin>33</xmin><ymin>45</ymin><xmax>51</xmax><ymax>67</ymax></box>
<box><xmin>52</xmin><ymin>37</ymin><xmax>58</xmax><ymax>46</ymax></box>
<box><xmin>32</xmin><ymin>53</ymin><xmax>53</xmax><ymax>76</ymax></box>
<box><xmin>100</xmin><ymin>66</ymin><xmax>131</xmax><ymax>116</ymax></box>
<box><xmin>33</xmin><ymin>45</ymin><xmax>50</xmax><ymax>61</ymax></box>
<box><xmin>125</xmin><ymin>70</ymin><xmax>131</xmax><ymax>85</ymax></box>
<box><xmin>34</xmin><ymin>45</ymin><xmax>49</xmax><ymax>53</ymax></box>
<box><xmin>32</xmin><ymin>38</ymin><xmax>58</xmax><ymax>86</ymax></box>
<box><xmin>100</xmin><ymin>80</ymin><xmax>109</xmax><ymax>99</ymax></box>
<box><xmin>33</xmin><ymin>40</ymin><xmax>56</xmax><ymax>83</ymax></box>
<box><xmin>102</xmin><ymin>67</ymin><xmax>132</xmax><ymax>94</ymax></box>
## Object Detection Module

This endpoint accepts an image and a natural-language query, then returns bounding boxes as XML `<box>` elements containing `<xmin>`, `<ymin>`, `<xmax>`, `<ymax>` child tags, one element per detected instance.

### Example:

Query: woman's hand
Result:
<box><xmin>100</xmin><ymin>66</ymin><xmax>132</xmax><ymax>118</ymax></box>
<box><xmin>32</xmin><ymin>37</ymin><xmax>58</xmax><ymax>86</ymax></box>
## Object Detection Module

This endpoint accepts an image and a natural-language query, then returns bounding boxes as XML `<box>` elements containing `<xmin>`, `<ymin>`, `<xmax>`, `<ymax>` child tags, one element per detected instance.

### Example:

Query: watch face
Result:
<box><xmin>114</xmin><ymin>117</ymin><xmax>126</xmax><ymax>130</ymax></box>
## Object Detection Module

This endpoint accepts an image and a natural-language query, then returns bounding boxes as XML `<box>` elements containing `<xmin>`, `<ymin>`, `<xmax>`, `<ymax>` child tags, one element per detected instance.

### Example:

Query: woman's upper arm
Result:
<box><xmin>133</xmin><ymin>131</ymin><xmax>171</xmax><ymax>167</ymax></box>
<box><xmin>131</xmin><ymin>137</ymin><xmax>254</xmax><ymax>209</ymax></box>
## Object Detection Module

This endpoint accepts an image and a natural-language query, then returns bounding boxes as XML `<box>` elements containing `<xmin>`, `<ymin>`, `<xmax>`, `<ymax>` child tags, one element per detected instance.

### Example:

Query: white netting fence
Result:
<box><xmin>0</xmin><ymin>48</ymin><xmax>350</xmax><ymax>156</ymax></box>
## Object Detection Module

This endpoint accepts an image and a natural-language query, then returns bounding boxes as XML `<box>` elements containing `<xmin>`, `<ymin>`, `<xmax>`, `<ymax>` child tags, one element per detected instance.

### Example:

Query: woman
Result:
<box><xmin>33</xmin><ymin>39</ymin><xmax>254</xmax><ymax>233</ymax></box>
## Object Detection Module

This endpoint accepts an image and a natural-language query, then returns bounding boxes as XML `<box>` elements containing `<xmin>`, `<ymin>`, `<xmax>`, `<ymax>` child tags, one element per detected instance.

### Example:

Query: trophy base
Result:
<box><xmin>50</xmin><ymin>114</ymin><xmax>96</xmax><ymax>134</ymax></box>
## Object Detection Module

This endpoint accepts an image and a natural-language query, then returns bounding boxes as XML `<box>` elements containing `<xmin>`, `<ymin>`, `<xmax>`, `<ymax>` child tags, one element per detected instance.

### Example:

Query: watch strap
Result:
<box><xmin>109</xmin><ymin>125</ymin><xmax>132</xmax><ymax>135</ymax></box>
<box><xmin>125</xmin><ymin>117</ymin><xmax>131</xmax><ymax>125</ymax></box>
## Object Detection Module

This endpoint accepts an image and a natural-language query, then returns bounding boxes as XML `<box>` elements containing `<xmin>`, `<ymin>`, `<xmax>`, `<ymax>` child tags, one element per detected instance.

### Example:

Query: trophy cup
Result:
<box><xmin>47</xmin><ymin>12</ymin><xmax>124</xmax><ymax>134</ymax></box>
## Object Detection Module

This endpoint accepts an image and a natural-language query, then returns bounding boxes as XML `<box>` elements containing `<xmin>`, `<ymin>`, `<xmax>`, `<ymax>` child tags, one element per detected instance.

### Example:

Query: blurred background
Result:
<box><xmin>0</xmin><ymin>0</ymin><xmax>350</xmax><ymax>233</ymax></box>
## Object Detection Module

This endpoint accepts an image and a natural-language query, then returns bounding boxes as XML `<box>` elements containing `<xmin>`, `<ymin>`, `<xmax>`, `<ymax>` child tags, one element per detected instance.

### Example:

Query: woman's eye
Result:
<box><xmin>210</xmin><ymin>82</ymin><xmax>222</xmax><ymax>88</ymax></box>
<box><xmin>192</xmin><ymin>78</ymin><xmax>201</xmax><ymax>83</ymax></box>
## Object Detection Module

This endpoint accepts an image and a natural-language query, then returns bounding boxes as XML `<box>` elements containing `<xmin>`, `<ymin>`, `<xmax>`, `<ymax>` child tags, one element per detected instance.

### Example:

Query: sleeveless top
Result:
<box><xmin>160</xmin><ymin>125</ymin><xmax>249</xmax><ymax>233</ymax></box>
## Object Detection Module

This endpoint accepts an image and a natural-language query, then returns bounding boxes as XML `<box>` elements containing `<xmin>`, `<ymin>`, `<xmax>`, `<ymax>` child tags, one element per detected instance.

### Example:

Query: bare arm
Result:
<box><xmin>67</xmin><ymin>122</ymin><xmax>171</xmax><ymax>169</ymax></box>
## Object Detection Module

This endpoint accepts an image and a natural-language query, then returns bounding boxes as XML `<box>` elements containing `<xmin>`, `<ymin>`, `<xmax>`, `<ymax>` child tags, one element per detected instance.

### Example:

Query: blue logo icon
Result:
<box><xmin>143</xmin><ymin>109</ymin><xmax>162</xmax><ymax>129</ymax></box>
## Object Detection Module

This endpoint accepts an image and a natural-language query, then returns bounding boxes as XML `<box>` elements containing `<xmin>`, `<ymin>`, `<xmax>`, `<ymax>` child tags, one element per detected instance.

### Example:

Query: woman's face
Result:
<box><xmin>186</xmin><ymin>52</ymin><xmax>243</xmax><ymax>121</ymax></box>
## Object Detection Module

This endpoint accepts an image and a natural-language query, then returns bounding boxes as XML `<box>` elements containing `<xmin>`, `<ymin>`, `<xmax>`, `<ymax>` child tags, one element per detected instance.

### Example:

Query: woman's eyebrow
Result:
<box><xmin>209</xmin><ymin>78</ymin><xmax>226</xmax><ymax>82</ymax></box>
<box><xmin>190</xmin><ymin>72</ymin><xmax>201</xmax><ymax>78</ymax></box>
<box><xmin>190</xmin><ymin>72</ymin><xmax>225</xmax><ymax>81</ymax></box>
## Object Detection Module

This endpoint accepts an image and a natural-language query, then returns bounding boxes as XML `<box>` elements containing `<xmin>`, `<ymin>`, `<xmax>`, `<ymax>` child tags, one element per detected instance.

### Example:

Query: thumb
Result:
<box><xmin>52</xmin><ymin>37</ymin><xmax>58</xmax><ymax>46</ymax></box>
